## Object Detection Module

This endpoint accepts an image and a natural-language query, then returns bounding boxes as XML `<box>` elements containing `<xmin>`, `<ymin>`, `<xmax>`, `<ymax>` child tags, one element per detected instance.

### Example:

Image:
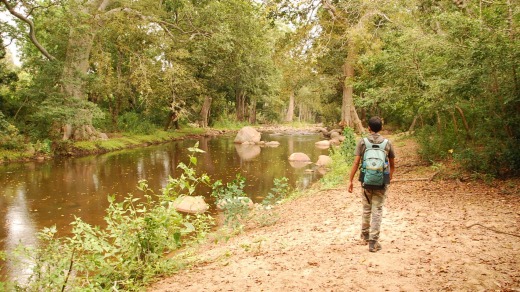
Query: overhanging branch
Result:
<box><xmin>0</xmin><ymin>0</ymin><xmax>56</xmax><ymax>61</ymax></box>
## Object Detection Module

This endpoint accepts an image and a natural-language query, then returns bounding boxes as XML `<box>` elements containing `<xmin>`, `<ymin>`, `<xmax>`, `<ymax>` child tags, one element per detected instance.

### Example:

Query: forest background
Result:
<box><xmin>1</xmin><ymin>0</ymin><xmax>519</xmax><ymax>176</ymax></box>
<box><xmin>1</xmin><ymin>0</ymin><xmax>520</xmax><ymax>290</ymax></box>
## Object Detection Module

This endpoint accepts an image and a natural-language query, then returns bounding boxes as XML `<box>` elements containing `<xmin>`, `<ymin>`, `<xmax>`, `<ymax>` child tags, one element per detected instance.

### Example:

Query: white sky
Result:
<box><xmin>1</xmin><ymin>11</ymin><xmax>22</xmax><ymax>67</ymax></box>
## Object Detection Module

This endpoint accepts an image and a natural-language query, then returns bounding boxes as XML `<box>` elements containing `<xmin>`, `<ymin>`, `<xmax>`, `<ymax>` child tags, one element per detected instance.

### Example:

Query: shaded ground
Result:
<box><xmin>149</xmin><ymin>136</ymin><xmax>520</xmax><ymax>291</ymax></box>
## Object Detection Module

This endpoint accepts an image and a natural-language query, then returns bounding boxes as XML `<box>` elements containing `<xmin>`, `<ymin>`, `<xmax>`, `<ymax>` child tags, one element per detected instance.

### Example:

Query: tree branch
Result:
<box><xmin>321</xmin><ymin>0</ymin><xmax>338</xmax><ymax>20</ymax></box>
<box><xmin>0</xmin><ymin>0</ymin><xmax>56</xmax><ymax>61</ymax></box>
<box><xmin>101</xmin><ymin>7</ymin><xmax>211</xmax><ymax>38</ymax></box>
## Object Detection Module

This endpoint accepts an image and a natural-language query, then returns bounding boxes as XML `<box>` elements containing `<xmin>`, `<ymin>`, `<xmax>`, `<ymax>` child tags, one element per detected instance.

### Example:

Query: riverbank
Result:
<box><xmin>0</xmin><ymin>127</ymin><xmax>225</xmax><ymax>164</ymax></box>
<box><xmin>0</xmin><ymin>124</ymin><xmax>327</xmax><ymax>164</ymax></box>
<box><xmin>148</xmin><ymin>136</ymin><xmax>520</xmax><ymax>291</ymax></box>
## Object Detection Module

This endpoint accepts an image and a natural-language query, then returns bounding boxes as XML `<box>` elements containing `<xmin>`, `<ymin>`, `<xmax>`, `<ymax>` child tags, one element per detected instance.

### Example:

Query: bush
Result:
<box><xmin>320</xmin><ymin>127</ymin><xmax>357</xmax><ymax>188</ymax></box>
<box><xmin>417</xmin><ymin>123</ymin><xmax>520</xmax><ymax>176</ymax></box>
<box><xmin>502</xmin><ymin>139</ymin><xmax>520</xmax><ymax>176</ymax></box>
<box><xmin>4</xmin><ymin>145</ymin><xmax>214</xmax><ymax>291</ymax></box>
<box><xmin>30</xmin><ymin>97</ymin><xmax>105</xmax><ymax>140</ymax></box>
<box><xmin>0</xmin><ymin>111</ymin><xmax>25</xmax><ymax>150</ymax></box>
<box><xmin>454</xmin><ymin>138</ymin><xmax>520</xmax><ymax>177</ymax></box>
<box><xmin>117</xmin><ymin>112</ymin><xmax>157</xmax><ymax>134</ymax></box>
<box><xmin>416</xmin><ymin>125</ymin><xmax>461</xmax><ymax>162</ymax></box>
<box><xmin>211</xmin><ymin>174</ymin><xmax>251</xmax><ymax>230</ymax></box>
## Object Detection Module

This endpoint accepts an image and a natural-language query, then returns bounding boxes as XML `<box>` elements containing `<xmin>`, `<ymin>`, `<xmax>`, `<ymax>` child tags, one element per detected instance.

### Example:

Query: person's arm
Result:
<box><xmin>389</xmin><ymin>157</ymin><xmax>395</xmax><ymax>180</ymax></box>
<box><xmin>348</xmin><ymin>155</ymin><xmax>361</xmax><ymax>193</ymax></box>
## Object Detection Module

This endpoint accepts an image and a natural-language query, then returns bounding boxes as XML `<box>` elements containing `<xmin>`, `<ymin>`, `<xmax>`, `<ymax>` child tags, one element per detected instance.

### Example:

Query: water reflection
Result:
<box><xmin>3</xmin><ymin>184</ymin><xmax>37</xmax><ymax>282</ymax></box>
<box><xmin>0</xmin><ymin>133</ymin><xmax>328</xmax><ymax>277</ymax></box>
<box><xmin>234</xmin><ymin>144</ymin><xmax>261</xmax><ymax>161</ymax></box>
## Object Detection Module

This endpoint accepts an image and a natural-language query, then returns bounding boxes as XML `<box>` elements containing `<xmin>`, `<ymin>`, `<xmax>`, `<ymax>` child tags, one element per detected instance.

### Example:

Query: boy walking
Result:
<box><xmin>348</xmin><ymin>117</ymin><xmax>395</xmax><ymax>252</ymax></box>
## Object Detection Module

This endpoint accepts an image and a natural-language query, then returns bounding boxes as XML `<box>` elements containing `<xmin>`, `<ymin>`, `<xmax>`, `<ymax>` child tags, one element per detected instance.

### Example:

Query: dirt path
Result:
<box><xmin>149</xmin><ymin>137</ymin><xmax>520</xmax><ymax>291</ymax></box>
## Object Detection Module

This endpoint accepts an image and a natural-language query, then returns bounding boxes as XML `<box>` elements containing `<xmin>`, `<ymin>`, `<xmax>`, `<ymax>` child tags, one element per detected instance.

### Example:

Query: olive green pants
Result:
<box><xmin>360</xmin><ymin>188</ymin><xmax>387</xmax><ymax>241</ymax></box>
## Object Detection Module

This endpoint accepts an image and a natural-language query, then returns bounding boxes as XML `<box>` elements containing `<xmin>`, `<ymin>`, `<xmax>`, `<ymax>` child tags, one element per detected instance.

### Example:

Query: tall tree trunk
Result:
<box><xmin>61</xmin><ymin>29</ymin><xmax>96</xmax><ymax>100</ymax></box>
<box><xmin>235</xmin><ymin>90</ymin><xmax>246</xmax><ymax>122</ymax></box>
<box><xmin>60</xmin><ymin>0</ymin><xmax>111</xmax><ymax>141</ymax></box>
<box><xmin>248</xmin><ymin>97</ymin><xmax>257</xmax><ymax>124</ymax></box>
<box><xmin>200</xmin><ymin>96</ymin><xmax>212</xmax><ymax>128</ymax></box>
<box><xmin>285</xmin><ymin>90</ymin><xmax>295</xmax><ymax>122</ymax></box>
<box><xmin>455</xmin><ymin>105</ymin><xmax>471</xmax><ymax>139</ymax></box>
<box><xmin>61</xmin><ymin>0</ymin><xmax>110</xmax><ymax>99</ymax></box>
<box><xmin>341</xmin><ymin>48</ymin><xmax>365</xmax><ymax>134</ymax></box>
<box><xmin>436</xmin><ymin>111</ymin><xmax>443</xmax><ymax>134</ymax></box>
<box><xmin>451</xmin><ymin>110</ymin><xmax>458</xmax><ymax>132</ymax></box>
<box><xmin>408</xmin><ymin>115</ymin><xmax>419</xmax><ymax>132</ymax></box>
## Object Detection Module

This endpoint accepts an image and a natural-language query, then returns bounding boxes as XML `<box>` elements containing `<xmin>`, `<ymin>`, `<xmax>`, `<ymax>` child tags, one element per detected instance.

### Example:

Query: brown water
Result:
<box><xmin>0</xmin><ymin>132</ymin><xmax>328</xmax><ymax>257</ymax></box>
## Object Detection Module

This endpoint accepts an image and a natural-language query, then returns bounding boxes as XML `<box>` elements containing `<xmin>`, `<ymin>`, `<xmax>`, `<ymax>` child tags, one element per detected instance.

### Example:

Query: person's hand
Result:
<box><xmin>348</xmin><ymin>182</ymin><xmax>354</xmax><ymax>193</ymax></box>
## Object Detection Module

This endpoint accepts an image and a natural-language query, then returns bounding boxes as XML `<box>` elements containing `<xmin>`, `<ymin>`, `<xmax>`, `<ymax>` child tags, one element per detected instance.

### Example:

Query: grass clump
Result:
<box><xmin>320</xmin><ymin>127</ymin><xmax>356</xmax><ymax>189</ymax></box>
<box><xmin>72</xmin><ymin>128</ymin><xmax>204</xmax><ymax>153</ymax></box>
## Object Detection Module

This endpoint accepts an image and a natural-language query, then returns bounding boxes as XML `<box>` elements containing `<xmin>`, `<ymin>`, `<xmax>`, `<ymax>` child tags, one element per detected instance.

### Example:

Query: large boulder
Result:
<box><xmin>316</xmin><ymin>155</ymin><xmax>333</xmax><ymax>168</ymax></box>
<box><xmin>330</xmin><ymin>131</ymin><xmax>342</xmax><ymax>139</ymax></box>
<box><xmin>288</xmin><ymin>152</ymin><xmax>312</xmax><ymax>169</ymax></box>
<box><xmin>171</xmin><ymin>196</ymin><xmax>209</xmax><ymax>214</ymax></box>
<box><xmin>288</xmin><ymin>152</ymin><xmax>311</xmax><ymax>162</ymax></box>
<box><xmin>234</xmin><ymin>126</ymin><xmax>261</xmax><ymax>144</ymax></box>
<box><xmin>330</xmin><ymin>138</ymin><xmax>341</xmax><ymax>146</ymax></box>
<box><xmin>315</xmin><ymin>140</ymin><xmax>331</xmax><ymax>149</ymax></box>
<box><xmin>265</xmin><ymin>141</ymin><xmax>280</xmax><ymax>147</ymax></box>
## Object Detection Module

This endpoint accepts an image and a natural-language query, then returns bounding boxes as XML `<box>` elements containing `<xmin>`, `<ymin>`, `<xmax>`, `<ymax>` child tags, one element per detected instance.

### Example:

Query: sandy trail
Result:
<box><xmin>149</xmin><ymin>137</ymin><xmax>520</xmax><ymax>291</ymax></box>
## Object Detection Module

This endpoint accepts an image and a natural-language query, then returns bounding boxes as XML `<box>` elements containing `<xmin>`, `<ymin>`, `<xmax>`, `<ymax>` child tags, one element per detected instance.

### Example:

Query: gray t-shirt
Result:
<box><xmin>354</xmin><ymin>133</ymin><xmax>396</xmax><ymax>159</ymax></box>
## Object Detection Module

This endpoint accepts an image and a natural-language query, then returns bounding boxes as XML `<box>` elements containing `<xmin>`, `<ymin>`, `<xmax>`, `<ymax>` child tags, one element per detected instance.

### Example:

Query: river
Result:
<box><xmin>0</xmin><ymin>132</ymin><xmax>329</xmax><ymax>268</ymax></box>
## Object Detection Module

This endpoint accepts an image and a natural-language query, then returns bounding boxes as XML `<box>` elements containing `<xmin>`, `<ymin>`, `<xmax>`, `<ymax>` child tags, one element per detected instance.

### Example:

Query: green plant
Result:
<box><xmin>211</xmin><ymin>174</ymin><xmax>251</xmax><ymax>230</ymax></box>
<box><xmin>417</xmin><ymin>126</ymin><xmax>454</xmax><ymax>162</ymax></box>
<box><xmin>5</xmin><ymin>144</ymin><xmax>214</xmax><ymax>290</ymax></box>
<box><xmin>261</xmin><ymin>177</ymin><xmax>290</xmax><ymax>207</ymax></box>
<box><xmin>0</xmin><ymin>111</ymin><xmax>25</xmax><ymax>150</ymax></box>
<box><xmin>341</xmin><ymin>127</ymin><xmax>357</xmax><ymax>161</ymax></box>
<box><xmin>161</xmin><ymin>143</ymin><xmax>211</xmax><ymax>200</ymax></box>
<box><xmin>117</xmin><ymin>112</ymin><xmax>157</xmax><ymax>135</ymax></box>
<box><xmin>31</xmin><ymin>97</ymin><xmax>105</xmax><ymax>140</ymax></box>
<box><xmin>320</xmin><ymin>128</ymin><xmax>357</xmax><ymax>188</ymax></box>
<box><xmin>254</xmin><ymin>177</ymin><xmax>291</xmax><ymax>227</ymax></box>
<box><xmin>32</xmin><ymin>139</ymin><xmax>52</xmax><ymax>154</ymax></box>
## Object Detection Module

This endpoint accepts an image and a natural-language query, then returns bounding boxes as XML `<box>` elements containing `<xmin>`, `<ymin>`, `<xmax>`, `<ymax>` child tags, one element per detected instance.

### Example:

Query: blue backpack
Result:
<box><xmin>359</xmin><ymin>138</ymin><xmax>389</xmax><ymax>189</ymax></box>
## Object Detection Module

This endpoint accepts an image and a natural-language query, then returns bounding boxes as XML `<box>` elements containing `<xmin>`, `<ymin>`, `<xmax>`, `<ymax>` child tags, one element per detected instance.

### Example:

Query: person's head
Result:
<box><xmin>368</xmin><ymin>116</ymin><xmax>383</xmax><ymax>133</ymax></box>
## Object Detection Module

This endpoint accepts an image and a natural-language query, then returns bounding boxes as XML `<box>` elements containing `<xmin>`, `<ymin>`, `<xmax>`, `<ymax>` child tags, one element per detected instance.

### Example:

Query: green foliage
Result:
<box><xmin>30</xmin><ymin>97</ymin><xmax>105</xmax><ymax>139</ymax></box>
<box><xmin>334</xmin><ymin>0</ymin><xmax>520</xmax><ymax>176</ymax></box>
<box><xmin>340</xmin><ymin>127</ymin><xmax>357</xmax><ymax>161</ymax></box>
<box><xmin>0</xmin><ymin>111</ymin><xmax>25</xmax><ymax>150</ymax></box>
<box><xmin>32</xmin><ymin>139</ymin><xmax>52</xmax><ymax>154</ymax></box>
<box><xmin>320</xmin><ymin>129</ymin><xmax>357</xmax><ymax>188</ymax></box>
<box><xmin>117</xmin><ymin>112</ymin><xmax>157</xmax><ymax>135</ymax></box>
<box><xmin>320</xmin><ymin>148</ymin><xmax>351</xmax><ymax>189</ymax></box>
<box><xmin>211</xmin><ymin>174</ymin><xmax>251</xmax><ymax>230</ymax></box>
<box><xmin>416</xmin><ymin>125</ymin><xmax>461</xmax><ymax>163</ymax></box>
<box><xmin>211</xmin><ymin>117</ymin><xmax>250</xmax><ymax>130</ymax></box>
<box><xmin>254</xmin><ymin>177</ymin><xmax>290</xmax><ymax>227</ymax></box>
<box><xmin>5</xmin><ymin>144</ymin><xmax>214</xmax><ymax>290</ymax></box>
<box><xmin>453</xmin><ymin>137</ymin><xmax>520</xmax><ymax>177</ymax></box>
<box><xmin>161</xmin><ymin>143</ymin><xmax>211</xmax><ymax>200</ymax></box>
<box><xmin>261</xmin><ymin>177</ymin><xmax>290</xmax><ymax>207</ymax></box>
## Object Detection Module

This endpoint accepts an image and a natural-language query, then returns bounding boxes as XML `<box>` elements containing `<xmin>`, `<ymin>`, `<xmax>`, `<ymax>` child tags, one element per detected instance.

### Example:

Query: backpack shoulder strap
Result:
<box><xmin>380</xmin><ymin>139</ymin><xmax>389</xmax><ymax>149</ymax></box>
<box><xmin>363</xmin><ymin>137</ymin><xmax>373</xmax><ymax>149</ymax></box>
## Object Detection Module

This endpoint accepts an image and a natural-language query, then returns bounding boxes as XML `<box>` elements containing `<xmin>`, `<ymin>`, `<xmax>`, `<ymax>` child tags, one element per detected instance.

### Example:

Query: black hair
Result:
<box><xmin>368</xmin><ymin>116</ymin><xmax>383</xmax><ymax>133</ymax></box>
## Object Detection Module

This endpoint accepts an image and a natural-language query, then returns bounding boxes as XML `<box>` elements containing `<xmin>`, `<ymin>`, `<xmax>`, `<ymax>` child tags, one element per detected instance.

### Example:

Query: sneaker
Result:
<box><xmin>369</xmin><ymin>240</ymin><xmax>381</xmax><ymax>252</ymax></box>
